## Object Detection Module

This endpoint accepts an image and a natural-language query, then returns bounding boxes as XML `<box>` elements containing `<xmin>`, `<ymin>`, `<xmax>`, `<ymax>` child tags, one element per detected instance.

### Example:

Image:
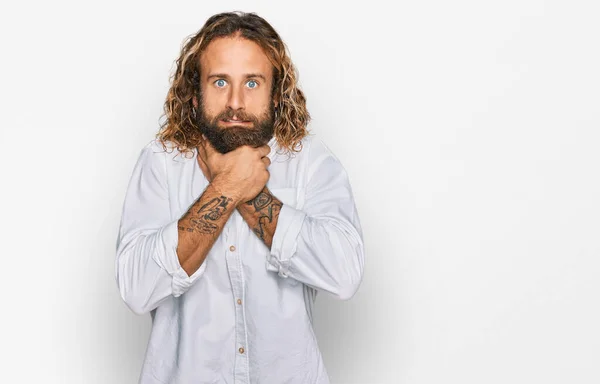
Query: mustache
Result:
<box><xmin>213</xmin><ymin>109</ymin><xmax>259</xmax><ymax>124</ymax></box>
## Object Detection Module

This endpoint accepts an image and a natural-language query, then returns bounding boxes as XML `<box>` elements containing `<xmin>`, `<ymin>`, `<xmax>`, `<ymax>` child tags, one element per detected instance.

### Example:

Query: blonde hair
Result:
<box><xmin>157</xmin><ymin>11</ymin><xmax>310</xmax><ymax>156</ymax></box>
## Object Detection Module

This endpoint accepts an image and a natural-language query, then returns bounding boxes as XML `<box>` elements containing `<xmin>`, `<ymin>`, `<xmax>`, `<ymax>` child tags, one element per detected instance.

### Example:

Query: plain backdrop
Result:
<box><xmin>0</xmin><ymin>0</ymin><xmax>598</xmax><ymax>383</ymax></box>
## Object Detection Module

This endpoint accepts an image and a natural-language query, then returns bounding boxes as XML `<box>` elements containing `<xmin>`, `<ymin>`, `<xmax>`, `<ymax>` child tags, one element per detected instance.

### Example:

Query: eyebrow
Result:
<box><xmin>206</xmin><ymin>73</ymin><xmax>267</xmax><ymax>81</ymax></box>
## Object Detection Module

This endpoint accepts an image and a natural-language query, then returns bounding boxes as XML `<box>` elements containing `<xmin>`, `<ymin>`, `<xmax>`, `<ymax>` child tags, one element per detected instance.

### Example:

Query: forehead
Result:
<box><xmin>199</xmin><ymin>36</ymin><xmax>273</xmax><ymax>79</ymax></box>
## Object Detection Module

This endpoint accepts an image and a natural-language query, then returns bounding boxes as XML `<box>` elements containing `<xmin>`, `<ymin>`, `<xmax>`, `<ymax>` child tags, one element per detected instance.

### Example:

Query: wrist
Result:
<box><xmin>238</xmin><ymin>187</ymin><xmax>271</xmax><ymax>211</ymax></box>
<box><xmin>211</xmin><ymin>176</ymin><xmax>243</xmax><ymax>206</ymax></box>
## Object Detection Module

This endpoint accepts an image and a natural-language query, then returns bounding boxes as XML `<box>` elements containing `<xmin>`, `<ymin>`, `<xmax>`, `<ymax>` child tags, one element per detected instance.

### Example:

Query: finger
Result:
<box><xmin>256</xmin><ymin>145</ymin><xmax>271</xmax><ymax>158</ymax></box>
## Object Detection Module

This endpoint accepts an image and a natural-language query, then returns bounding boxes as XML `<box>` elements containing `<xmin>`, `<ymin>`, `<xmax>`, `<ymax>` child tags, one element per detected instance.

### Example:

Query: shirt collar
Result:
<box><xmin>267</xmin><ymin>136</ymin><xmax>278</xmax><ymax>161</ymax></box>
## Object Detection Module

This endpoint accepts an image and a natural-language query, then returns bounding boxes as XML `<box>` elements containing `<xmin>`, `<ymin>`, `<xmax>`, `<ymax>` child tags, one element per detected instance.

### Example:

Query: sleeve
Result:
<box><xmin>267</xmin><ymin>138</ymin><xmax>365</xmax><ymax>300</ymax></box>
<box><xmin>115</xmin><ymin>143</ymin><xmax>207</xmax><ymax>315</ymax></box>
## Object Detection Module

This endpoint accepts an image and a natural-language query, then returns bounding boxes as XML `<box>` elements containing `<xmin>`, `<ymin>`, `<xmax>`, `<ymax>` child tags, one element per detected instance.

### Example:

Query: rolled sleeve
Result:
<box><xmin>160</xmin><ymin>220</ymin><xmax>207</xmax><ymax>297</ymax></box>
<box><xmin>267</xmin><ymin>204</ymin><xmax>307</xmax><ymax>277</ymax></box>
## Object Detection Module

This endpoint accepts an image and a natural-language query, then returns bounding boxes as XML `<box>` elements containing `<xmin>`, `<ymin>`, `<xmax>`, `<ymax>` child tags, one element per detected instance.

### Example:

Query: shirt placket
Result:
<box><xmin>224</xmin><ymin>211</ymin><xmax>250</xmax><ymax>383</ymax></box>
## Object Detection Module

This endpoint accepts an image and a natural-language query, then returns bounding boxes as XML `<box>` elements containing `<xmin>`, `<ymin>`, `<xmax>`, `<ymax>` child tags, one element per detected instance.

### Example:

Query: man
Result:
<box><xmin>116</xmin><ymin>11</ymin><xmax>364</xmax><ymax>384</ymax></box>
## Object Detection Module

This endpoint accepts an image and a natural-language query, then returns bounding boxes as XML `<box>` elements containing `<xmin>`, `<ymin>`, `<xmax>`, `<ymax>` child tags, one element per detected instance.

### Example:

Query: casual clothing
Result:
<box><xmin>116</xmin><ymin>134</ymin><xmax>365</xmax><ymax>383</ymax></box>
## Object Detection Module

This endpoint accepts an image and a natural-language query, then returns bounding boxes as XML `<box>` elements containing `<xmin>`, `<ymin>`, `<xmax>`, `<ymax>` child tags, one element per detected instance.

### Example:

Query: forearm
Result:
<box><xmin>177</xmin><ymin>182</ymin><xmax>239</xmax><ymax>276</ymax></box>
<box><xmin>236</xmin><ymin>186</ymin><xmax>282</xmax><ymax>249</ymax></box>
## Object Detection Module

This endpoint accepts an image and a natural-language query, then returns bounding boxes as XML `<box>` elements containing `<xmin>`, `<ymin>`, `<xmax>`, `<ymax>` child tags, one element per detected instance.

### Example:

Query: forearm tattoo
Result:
<box><xmin>245</xmin><ymin>191</ymin><xmax>282</xmax><ymax>241</ymax></box>
<box><xmin>179</xmin><ymin>195</ymin><xmax>233</xmax><ymax>234</ymax></box>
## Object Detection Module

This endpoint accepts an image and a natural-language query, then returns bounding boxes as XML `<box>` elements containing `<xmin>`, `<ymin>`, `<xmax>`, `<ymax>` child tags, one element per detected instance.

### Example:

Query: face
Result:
<box><xmin>193</xmin><ymin>36</ymin><xmax>276</xmax><ymax>154</ymax></box>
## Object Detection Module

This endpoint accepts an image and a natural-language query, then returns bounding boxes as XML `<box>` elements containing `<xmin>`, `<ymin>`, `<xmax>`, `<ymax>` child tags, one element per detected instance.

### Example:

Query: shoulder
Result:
<box><xmin>295</xmin><ymin>133</ymin><xmax>342</xmax><ymax>167</ymax></box>
<box><xmin>276</xmin><ymin>133</ymin><xmax>338</xmax><ymax>162</ymax></box>
<box><xmin>140</xmin><ymin>138</ymin><xmax>196</xmax><ymax>164</ymax></box>
<box><xmin>286</xmin><ymin>133</ymin><xmax>348</xmax><ymax>183</ymax></box>
<box><xmin>129</xmin><ymin>139</ymin><xmax>195</xmax><ymax>184</ymax></box>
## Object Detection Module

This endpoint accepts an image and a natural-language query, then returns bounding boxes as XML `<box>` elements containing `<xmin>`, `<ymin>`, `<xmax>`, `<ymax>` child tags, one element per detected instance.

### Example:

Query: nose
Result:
<box><xmin>226</xmin><ymin>84</ymin><xmax>245</xmax><ymax>112</ymax></box>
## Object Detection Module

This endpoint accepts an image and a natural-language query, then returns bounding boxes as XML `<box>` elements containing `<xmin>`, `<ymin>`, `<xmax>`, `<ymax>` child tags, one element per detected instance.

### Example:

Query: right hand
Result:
<box><xmin>197</xmin><ymin>137</ymin><xmax>271</xmax><ymax>205</ymax></box>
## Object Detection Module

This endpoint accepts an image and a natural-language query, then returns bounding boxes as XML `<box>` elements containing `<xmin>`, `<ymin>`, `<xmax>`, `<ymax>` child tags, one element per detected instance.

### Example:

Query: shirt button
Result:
<box><xmin>239</xmin><ymin>347</ymin><xmax>245</xmax><ymax>354</ymax></box>
<box><xmin>229</xmin><ymin>245</ymin><xmax>236</xmax><ymax>252</ymax></box>
<box><xmin>237</xmin><ymin>299</ymin><xmax>242</xmax><ymax>305</ymax></box>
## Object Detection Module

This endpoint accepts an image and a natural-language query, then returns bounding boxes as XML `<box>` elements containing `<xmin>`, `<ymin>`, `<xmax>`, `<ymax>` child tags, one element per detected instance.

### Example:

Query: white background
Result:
<box><xmin>1</xmin><ymin>0</ymin><xmax>598</xmax><ymax>383</ymax></box>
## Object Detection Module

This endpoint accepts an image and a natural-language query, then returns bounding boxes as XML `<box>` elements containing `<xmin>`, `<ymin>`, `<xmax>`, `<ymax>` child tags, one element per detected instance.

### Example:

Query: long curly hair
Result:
<box><xmin>157</xmin><ymin>11</ymin><xmax>311</xmax><ymax>156</ymax></box>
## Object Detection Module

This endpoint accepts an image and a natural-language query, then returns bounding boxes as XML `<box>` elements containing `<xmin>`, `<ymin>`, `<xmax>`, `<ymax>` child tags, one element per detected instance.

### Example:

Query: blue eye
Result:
<box><xmin>247</xmin><ymin>80</ymin><xmax>258</xmax><ymax>89</ymax></box>
<box><xmin>215</xmin><ymin>79</ymin><xmax>226</xmax><ymax>87</ymax></box>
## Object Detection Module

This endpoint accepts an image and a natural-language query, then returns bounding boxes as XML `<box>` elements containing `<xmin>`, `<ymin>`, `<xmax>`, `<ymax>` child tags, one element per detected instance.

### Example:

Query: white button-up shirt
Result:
<box><xmin>115</xmin><ymin>134</ymin><xmax>365</xmax><ymax>383</ymax></box>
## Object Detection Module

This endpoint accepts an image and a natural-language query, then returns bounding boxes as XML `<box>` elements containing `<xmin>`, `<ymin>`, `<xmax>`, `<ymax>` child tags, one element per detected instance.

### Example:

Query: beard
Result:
<box><xmin>193</xmin><ymin>93</ymin><xmax>275</xmax><ymax>154</ymax></box>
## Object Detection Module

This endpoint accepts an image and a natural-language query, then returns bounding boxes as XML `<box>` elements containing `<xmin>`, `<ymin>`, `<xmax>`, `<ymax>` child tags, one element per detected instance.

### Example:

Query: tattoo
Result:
<box><xmin>246</xmin><ymin>191</ymin><xmax>282</xmax><ymax>241</ymax></box>
<box><xmin>249</xmin><ymin>191</ymin><xmax>272</xmax><ymax>210</ymax></box>
<box><xmin>179</xmin><ymin>195</ymin><xmax>233</xmax><ymax>234</ymax></box>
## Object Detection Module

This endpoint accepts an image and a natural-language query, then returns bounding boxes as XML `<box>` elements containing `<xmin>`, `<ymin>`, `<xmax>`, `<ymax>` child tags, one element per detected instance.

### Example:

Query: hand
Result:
<box><xmin>197</xmin><ymin>137</ymin><xmax>271</xmax><ymax>205</ymax></box>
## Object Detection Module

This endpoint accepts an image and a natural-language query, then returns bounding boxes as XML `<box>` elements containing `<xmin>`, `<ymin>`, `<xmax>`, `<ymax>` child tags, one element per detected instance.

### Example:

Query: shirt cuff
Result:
<box><xmin>158</xmin><ymin>220</ymin><xmax>207</xmax><ymax>297</ymax></box>
<box><xmin>267</xmin><ymin>204</ymin><xmax>307</xmax><ymax>278</ymax></box>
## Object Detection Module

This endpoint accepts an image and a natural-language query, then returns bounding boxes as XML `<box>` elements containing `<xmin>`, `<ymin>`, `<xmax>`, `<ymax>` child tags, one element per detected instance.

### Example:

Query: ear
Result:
<box><xmin>192</xmin><ymin>95</ymin><xmax>198</xmax><ymax>109</ymax></box>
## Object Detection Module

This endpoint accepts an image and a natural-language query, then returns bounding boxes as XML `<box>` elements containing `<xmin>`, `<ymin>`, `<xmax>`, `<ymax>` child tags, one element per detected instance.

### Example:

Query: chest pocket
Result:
<box><xmin>270</xmin><ymin>187</ymin><xmax>300</xmax><ymax>209</ymax></box>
